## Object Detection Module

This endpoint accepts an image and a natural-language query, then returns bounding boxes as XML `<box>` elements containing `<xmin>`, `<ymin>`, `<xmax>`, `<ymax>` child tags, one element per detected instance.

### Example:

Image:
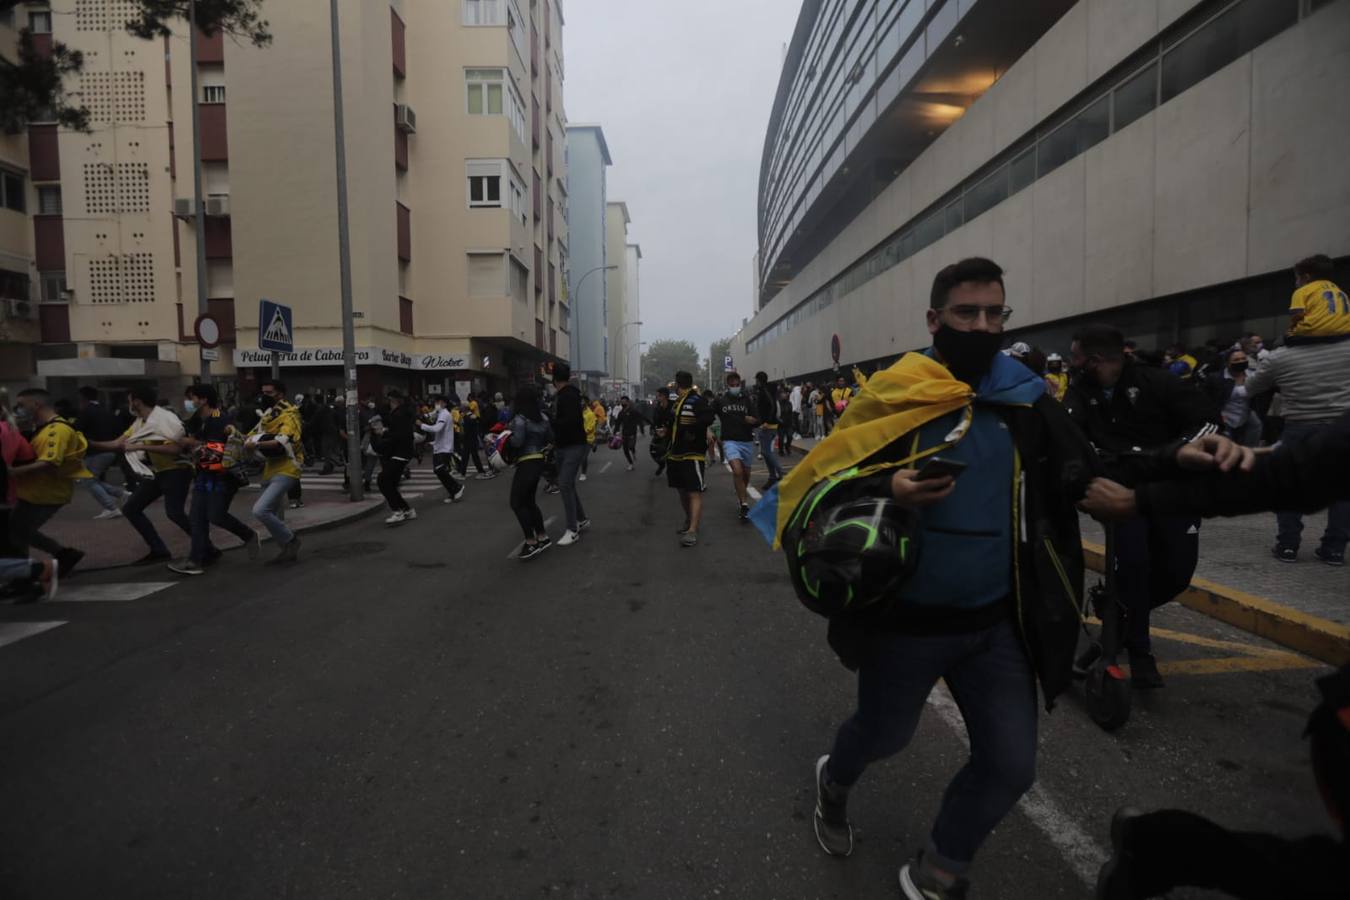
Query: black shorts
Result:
<box><xmin>666</xmin><ymin>459</ymin><xmax>706</xmax><ymax>493</ymax></box>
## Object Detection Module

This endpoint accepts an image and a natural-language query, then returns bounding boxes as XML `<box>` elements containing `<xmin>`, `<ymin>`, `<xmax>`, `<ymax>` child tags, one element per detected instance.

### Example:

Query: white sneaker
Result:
<box><xmin>579</xmin><ymin>473</ymin><xmax>588</xmax><ymax>482</ymax></box>
<box><xmin>557</xmin><ymin>529</ymin><xmax>580</xmax><ymax>546</ymax></box>
<box><xmin>384</xmin><ymin>510</ymin><xmax>407</xmax><ymax>525</ymax></box>
<box><xmin>578</xmin><ymin>518</ymin><xmax>592</xmax><ymax>532</ymax></box>
<box><xmin>93</xmin><ymin>508</ymin><xmax>123</xmax><ymax>520</ymax></box>
<box><xmin>405</xmin><ymin>508</ymin><xmax>418</xmax><ymax>521</ymax></box>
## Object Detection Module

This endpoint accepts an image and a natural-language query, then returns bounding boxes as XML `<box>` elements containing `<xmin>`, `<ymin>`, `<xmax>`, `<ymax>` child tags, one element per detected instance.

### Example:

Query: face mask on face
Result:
<box><xmin>727</xmin><ymin>385</ymin><xmax>742</xmax><ymax>396</ymax></box>
<box><xmin>1229</xmin><ymin>361</ymin><xmax>1249</xmax><ymax>374</ymax></box>
<box><xmin>184</xmin><ymin>399</ymin><xmax>197</xmax><ymax>414</ymax></box>
<box><xmin>258</xmin><ymin>394</ymin><xmax>275</xmax><ymax>411</ymax></box>
<box><xmin>932</xmin><ymin>324</ymin><xmax>1005</xmax><ymax>382</ymax></box>
<box><xmin>367</xmin><ymin>401</ymin><xmax>376</xmax><ymax>409</ymax></box>
<box><xmin>13</xmin><ymin>405</ymin><xmax>34</xmax><ymax>429</ymax></box>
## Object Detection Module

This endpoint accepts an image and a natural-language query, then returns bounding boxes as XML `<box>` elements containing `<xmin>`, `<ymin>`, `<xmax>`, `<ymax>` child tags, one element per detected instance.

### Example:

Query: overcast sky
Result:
<box><xmin>563</xmin><ymin>0</ymin><xmax>800</xmax><ymax>359</ymax></box>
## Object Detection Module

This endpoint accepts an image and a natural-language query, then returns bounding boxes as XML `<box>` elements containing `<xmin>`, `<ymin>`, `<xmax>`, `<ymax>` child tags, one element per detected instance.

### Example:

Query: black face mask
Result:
<box><xmin>257</xmin><ymin>394</ymin><xmax>275</xmax><ymax>410</ymax></box>
<box><xmin>1229</xmin><ymin>362</ymin><xmax>1249</xmax><ymax>374</ymax></box>
<box><xmin>933</xmin><ymin>324</ymin><xmax>1004</xmax><ymax>382</ymax></box>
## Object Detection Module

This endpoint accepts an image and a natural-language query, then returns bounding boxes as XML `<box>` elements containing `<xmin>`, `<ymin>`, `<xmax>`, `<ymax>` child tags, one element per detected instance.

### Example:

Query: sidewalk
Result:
<box><xmin>34</xmin><ymin>466</ymin><xmax>412</xmax><ymax>573</ymax></box>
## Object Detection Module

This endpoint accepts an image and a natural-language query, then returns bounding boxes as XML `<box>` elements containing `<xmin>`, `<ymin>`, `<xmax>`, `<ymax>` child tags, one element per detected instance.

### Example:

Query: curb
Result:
<box><xmin>1082</xmin><ymin>540</ymin><xmax>1350</xmax><ymax>667</ymax></box>
<box><xmin>75</xmin><ymin>499</ymin><xmax>387</xmax><ymax>575</ymax></box>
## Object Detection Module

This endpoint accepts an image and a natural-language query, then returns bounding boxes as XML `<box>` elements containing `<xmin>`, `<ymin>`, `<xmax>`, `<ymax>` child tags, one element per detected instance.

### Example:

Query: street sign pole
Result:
<box><xmin>188</xmin><ymin>0</ymin><xmax>210</xmax><ymax>380</ymax></box>
<box><xmin>329</xmin><ymin>0</ymin><xmax>361</xmax><ymax>502</ymax></box>
<box><xmin>270</xmin><ymin>350</ymin><xmax>279</xmax><ymax>381</ymax></box>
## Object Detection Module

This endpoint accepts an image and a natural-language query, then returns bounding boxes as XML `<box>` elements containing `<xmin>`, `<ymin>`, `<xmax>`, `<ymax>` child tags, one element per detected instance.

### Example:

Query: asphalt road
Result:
<box><xmin>0</xmin><ymin>441</ymin><xmax>1335</xmax><ymax>899</ymax></box>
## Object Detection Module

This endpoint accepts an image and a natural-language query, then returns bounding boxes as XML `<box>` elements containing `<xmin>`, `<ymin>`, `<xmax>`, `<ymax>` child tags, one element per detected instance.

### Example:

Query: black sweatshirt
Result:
<box><xmin>552</xmin><ymin>384</ymin><xmax>585</xmax><ymax>447</ymax></box>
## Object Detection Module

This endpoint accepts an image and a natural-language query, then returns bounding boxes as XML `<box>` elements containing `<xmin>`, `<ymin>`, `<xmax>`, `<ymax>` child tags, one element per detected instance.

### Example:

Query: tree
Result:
<box><xmin>640</xmin><ymin>339</ymin><xmax>700</xmax><ymax>396</ymax></box>
<box><xmin>0</xmin><ymin>0</ymin><xmax>271</xmax><ymax>134</ymax></box>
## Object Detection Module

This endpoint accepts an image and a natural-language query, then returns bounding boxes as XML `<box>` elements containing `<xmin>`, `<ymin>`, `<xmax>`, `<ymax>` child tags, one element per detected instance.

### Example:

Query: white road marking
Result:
<box><xmin>507</xmin><ymin>516</ymin><xmax>559</xmax><ymax>559</ymax></box>
<box><xmin>0</xmin><ymin>621</ymin><xmax>67</xmax><ymax>649</ymax></box>
<box><xmin>52</xmin><ymin>582</ymin><xmax>176</xmax><ymax>603</ymax></box>
<box><xmin>925</xmin><ymin>686</ymin><xmax>1106</xmax><ymax>887</ymax></box>
<box><xmin>600</xmin><ymin>461</ymin><xmax>613</xmax><ymax>474</ymax></box>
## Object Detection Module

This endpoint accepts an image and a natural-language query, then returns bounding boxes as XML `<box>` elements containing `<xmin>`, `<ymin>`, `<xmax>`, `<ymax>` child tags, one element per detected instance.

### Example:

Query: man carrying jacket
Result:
<box><xmin>1065</xmin><ymin>324</ymin><xmax>1218</xmax><ymax>688</ymax></box>
<box><xmin>798</xmin><ymin>258</ymin><xmax>1096</xmax><ymax>899</ymax></box>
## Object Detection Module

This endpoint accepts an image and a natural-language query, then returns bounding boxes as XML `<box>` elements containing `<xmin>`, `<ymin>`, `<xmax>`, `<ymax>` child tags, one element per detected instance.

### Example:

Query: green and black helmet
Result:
<box><xmin>785</xmin><ymin>481</ymin><xmax>919</xmax><ymax>618</ymax></box>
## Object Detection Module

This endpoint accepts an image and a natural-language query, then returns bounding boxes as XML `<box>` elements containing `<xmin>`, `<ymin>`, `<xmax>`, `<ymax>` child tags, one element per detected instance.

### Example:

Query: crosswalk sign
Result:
<box><xmin>259</xmin><ymin>299</ymin><xmax>293</xmax><ymax>352</ymax></box>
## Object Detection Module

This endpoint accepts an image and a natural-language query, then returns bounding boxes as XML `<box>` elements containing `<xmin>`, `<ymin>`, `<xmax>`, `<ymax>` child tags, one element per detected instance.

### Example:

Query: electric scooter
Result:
<box><xmin>1083</xmin><ymin>522</ymin><xmax>1131</xmax><ymax>732</ymax></box>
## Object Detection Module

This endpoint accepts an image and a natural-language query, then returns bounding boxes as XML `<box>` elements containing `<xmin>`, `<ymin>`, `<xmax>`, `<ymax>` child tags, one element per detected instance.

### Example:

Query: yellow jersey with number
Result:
<box><xmin>1289</xmin><ymin>279</ymin><xmax>1350</xmax><ymax>338</ymax></box>
<box><xmin>18</xmin><ymin>417</ymin><xmax>92</xmax><ymax>506</ymax></box>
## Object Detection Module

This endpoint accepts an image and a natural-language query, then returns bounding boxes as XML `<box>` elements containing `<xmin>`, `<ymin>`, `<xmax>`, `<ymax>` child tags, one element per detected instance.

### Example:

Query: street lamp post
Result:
<box><xmin>568</xmin><ymin>264</ymin><xmax>618</xmax><ymax>385</ymax></box>
<box><xmin>328</xmin><ymin>0</ymin><xmax>361</xmax><ymax>501</ymax></box>
<box><xmin>618</xmin><ymin>319</ymin><xmax>642</xmax><ymax>392</ymax></box>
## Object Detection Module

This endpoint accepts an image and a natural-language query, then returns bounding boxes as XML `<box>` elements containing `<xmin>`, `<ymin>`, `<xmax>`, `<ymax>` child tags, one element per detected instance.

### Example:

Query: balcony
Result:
<box><xmin>28</xmin><ymin>125</ymin><xmax>60</xmax><ymax>181</ymax></box>
<box><xmin>546</xmin><ymin>68</ymin><xmax>552</xmax><ymax>113</ymax></box>
<box><xmin>533</xmin><ymin>171</ymin><xmax>541</xmax><ymax>221</ymax></box>
<box><xmin>531</xmin><ymin>98</ymin><xmax>540</xmax><ymax>150</ymax></box>
<box><xmin>530</xmin><ymin>24</ymin><xmax>540</xmax><ymax>76</ymax></box>
<box><xmin>546</xmin><ymin>131</ymin><xmax>553</xmax><ymax>177</ymax></box>
<box><xmin>199</xmin><ymin>104</ymin><xmax>229</xmax><ymax>161</ymax></box>
<box><xmin>534</xmin><ymin>246</ymin><xmax>543</xmax><ymax>294</ymax></box>
<box><xmin>547</xmin><ymin>197</ymin><xmax>554</xmax><ymax>243</ymax></box>
<box><xmin>34</xmin><ymin>216</ymin><xmax>65</xmax><ymax>271</ymax></box>
<box><xmin>535</xmin><ymin>319</ymin><xmax>545</xmax><ymax>348</ymax></box>
<box><xmin>391</xmin><ymin>9</ymin><xmax>407</xmax><ymax>79</ymax></box>
<box><xmin>396</xmin><ymin>203</ymin><xmax>411</xmax><ymax>261</ymax></box>
<box><xmin>196</xmin><ymin>29</ymin><xmax>224</xmax><ymax>64</ymax></box>
<box><xmin>548</xmin><ymin>262</ymin><xmax>556</xmax><ymax>303</ymax></box>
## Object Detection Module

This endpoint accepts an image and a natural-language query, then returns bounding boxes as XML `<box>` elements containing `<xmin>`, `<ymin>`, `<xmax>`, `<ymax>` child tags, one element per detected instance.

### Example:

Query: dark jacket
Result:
<box><xmin>377</xmin><ymin>403</ymin><xmax>416</xmax><ymax>459</ymax></box>
<box><xmin>1063</xmin><ymin>362</ymin><xmax>1215</xmax><ymax>486</ymax></box>
<box><xmin>615</xmin><ymin>406</ymin><xmax>646</xmax><ymax>437</ymax></box>
<box><xmin>75</xmin><ymin>402</ymin><xmax>122</xmax><ymax>443</ymax></box>
<box><xmin>552</xmin><ymin>384</ymin><xmax>585</xmax><ymax>447</ymax></box>
<box><xmin>665</xmin><ymin>389</ymin><xmax>715</xmax><ymax>460</ymax></box>
<box><xmin>753</xmin><ymin>382</ymin><xmax>779</xmax><ymax>427</ymax></box>
<box><xmin>1138</xmin><ymin>409</ymin><xmax>1350</xmax><ymax>518</ymax></box>
<box><xmin>823</xmin><ymin>394</ymin><xmax>1098</xmax><ymax>709</ymax></box>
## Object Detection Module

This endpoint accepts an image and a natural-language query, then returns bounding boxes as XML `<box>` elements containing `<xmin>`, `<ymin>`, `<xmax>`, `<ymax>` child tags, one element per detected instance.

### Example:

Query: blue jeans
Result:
<box><xmin>122</xmin><ymin>468</ymin><xmax>193</xmax><ymax>555</ymax></box>
<box><xmin>826</xmin><ymin>617</ymin><xmax>1037</xmax><ymax>874</ymax></box>
<box><xmin>80</xmin><ymin>451</ymin><xmax>128</xmax><ymax>512</ymax></box>
<box><xmin>757</xmin><ymin>428</ymin><xmax>784</xmax><ymax>481</ymax></box>
<box><xmin>555</xmin><ymin>444</ymin><xmax>589</xmax><ymax>531</ymax></box>
<box><xmin>1275</xmin><ymin>421</ymin><xmax>1350</xmax><ymax>555</ymax></box>
<box><xmin>252</xmin><ymin>475</ymin><xmax>297</xmax><ymax>546</ymax></box>
<box><xmin>190</xmin><ymin>475</ymin><xmax>255</xmax><ymax>564</ymax></box>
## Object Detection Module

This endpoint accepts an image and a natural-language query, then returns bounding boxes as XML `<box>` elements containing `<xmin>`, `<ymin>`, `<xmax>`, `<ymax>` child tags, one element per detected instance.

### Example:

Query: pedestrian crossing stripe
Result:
<box><xmin>52</xmin><ymin>582</ymin><xmax>177</xmax><ymax>603</ymax></box>
<box><xmin>0</xmin><ymin>621</ymin><xmax>66</xmax><ymax>648</ymax></box>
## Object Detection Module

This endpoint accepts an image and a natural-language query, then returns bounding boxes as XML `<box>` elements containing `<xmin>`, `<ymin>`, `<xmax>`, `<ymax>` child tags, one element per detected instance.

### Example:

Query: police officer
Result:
<box><xmin>1065</xmin><ymin>324</ymin><xmax>1221</xmax><ymax>689</ymax></box>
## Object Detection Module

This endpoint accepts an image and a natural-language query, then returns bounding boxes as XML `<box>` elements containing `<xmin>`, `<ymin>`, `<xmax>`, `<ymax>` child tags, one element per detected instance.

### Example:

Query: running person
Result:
<box><xmin>660</xmin><ymin>371</ymin><xmax>715</xmax><ymax>547</ymax></box>
<box><xmin>245</xmin><ymin>380</ymin><xmax>304</xmax><ymax>564</ymax></box>
<box><xmin>508</xmin><ymin>386</ymin><xmax>553</xmax><ymax>560</ymax></box>
<box><xmin>614</xmin><ymin>396</ymin><xmax>645</xmax><ymax>471</ymax></box>
<box><xmin>169</xmin><ymin>384</ymin><xmax>260</xmax><ymax>575</ymax></box>
<box><xmin>8</xmin><ymin>389</ymin><xmax>89</xmax><ymax>576</ymax></box>
<box><xmin>421</xmin><ymin>395</ymin><xmax>465</xmax><ymax>504</ymax></box>
<box><xmin>377</xmin><ymin>390</ymin><xmax>417</xmax><ymax>525</ymax></box>
<box><xmin>551</xmin><ymin>363</ymin><xmax>590</xmax><ymax>546</ymax></box>
<box><xmin>712</xmin><ymin>371</ymin><xmax>759</xmax><ymax>521</ymax></box>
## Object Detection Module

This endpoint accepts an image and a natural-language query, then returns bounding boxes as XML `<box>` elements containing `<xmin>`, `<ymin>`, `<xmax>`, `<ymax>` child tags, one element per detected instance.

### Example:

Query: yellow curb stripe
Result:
<box><xmin>1083</xmin><ymin>540</ymin><xmax>1350</xmax><ymax>667</ymax></box>
<box><xmin>1153</xmin><ymin>656</ymin><xmax>1324</xmax><ymax>677</ymax></box>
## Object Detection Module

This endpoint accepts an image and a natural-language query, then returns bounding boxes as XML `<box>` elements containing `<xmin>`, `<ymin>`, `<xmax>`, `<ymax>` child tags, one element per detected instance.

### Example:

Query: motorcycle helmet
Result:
<box><xmin>785</xmin><ymin>488</ymin><xmax>919</xmax><ymax>618</ymax></box>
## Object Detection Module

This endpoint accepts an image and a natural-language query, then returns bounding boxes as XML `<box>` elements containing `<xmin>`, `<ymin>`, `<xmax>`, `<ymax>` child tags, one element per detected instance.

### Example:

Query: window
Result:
<box><xmin>1008</xmin><ymin>147</ymin><xmax>1036</xmax><ymax>194</ymax></box>
<box><xmin>510</xmin><ymin>176</ymin><xmax>525</xmax><ymax>223</ymax></box>
<box><xmin>1161</xmin><ymin>0</ymin><xmax>1298</xmax><ymax>103</ymax></box>
<box><xmin>467</xmin><ymin>252</ymin><xmax>505</xmax><ymax>296</ymax></box>
<box><xmin>42</xmin><ymin>271</ymin><xmax>67</xmax><ymax>302</ymax></box>
<box><xmin>1</xmin><ymin>169</ymin><xmax>24</xmax><ymax>213</ymax></box>
<box><xmin>37</xmin><ymin>185</ymin><xmax>62</xmax><ymax>215</ymax></box>
<box><xmin>912</xmin><ymin>207</ymin><xmax>945</xmax><ymax>252</ymax></box>
<box><xmin>28</xmin><ymin>10</ymin><xmax>52</xmax><ymax>33</ymax></box>
<box><xmin>943</xmin><ymin>199</ymin><xmax>963</xmax><ymax>234</ymax></box>
<box><xmin>469</xmin><ymin>174</ymin><xmax>501</xmax><ymax>206</ymax></box>
<box><xmin>463</xmin><ymin>0</ymin><xmax>505</xmax><ymax>26</ymax></box>
<box><xmin>202</xmin><ymin>85</ymin><xmax>226</xmax><ymax>104</ymax></box>
<box><xmin>1037</xmin><ymin>96</ymin><xmax>1108</xmax><ymax>177</ymax></box>
<box><xmin>509</xmin><ymin>256</ymin><xmax>528</xmax><ymax>304</ymax></box>
<box><xmin>0</xmin><ymin>269</ymin><xmax>30</xmax><ymax>301</ymax></box>
<box><xmin>964</xmin><ymin>166</ymin><xmax>1008</xmax><ymax>222</ymax></box>
<box><xmin>467</xmin><ymin>68</ymin><xmax>504</xmax><ymax>115</ymax></box>
<box><xmin>1113</xmin><ymin>62</ymin><xmax>1156</xmax><ymax>132</ymax></box>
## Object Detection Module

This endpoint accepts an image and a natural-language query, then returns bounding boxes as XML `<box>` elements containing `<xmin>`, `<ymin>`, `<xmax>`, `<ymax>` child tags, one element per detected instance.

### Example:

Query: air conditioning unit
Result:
<box><xmin>396</xmin><ymin>103</ymin><xmax>417</xmax><ymax>134</ymax></box>
<box><xmin>2</xmin><ymin>298</ymin><xmax>36</xmax><ymax>320</ymax></box>
<box><xmin>173</xmin><ymin>198</ymin><xmax>195</xmax><ymax>218</ymax></box>
<box><xmin>205</xmin><ymin>195</ymin><xmax>231</xmax><ymax>217</ymax></box>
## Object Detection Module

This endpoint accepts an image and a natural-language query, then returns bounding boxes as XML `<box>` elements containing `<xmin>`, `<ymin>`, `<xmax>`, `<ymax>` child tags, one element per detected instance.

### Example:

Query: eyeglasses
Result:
<box><xmin>946</xmin><ymin>304</ymin><xmax>1014</xmax><ymax>324</ymax></box>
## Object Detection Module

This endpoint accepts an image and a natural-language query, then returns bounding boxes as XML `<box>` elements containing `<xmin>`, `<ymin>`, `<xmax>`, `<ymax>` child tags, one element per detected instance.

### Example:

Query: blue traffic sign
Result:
<box><xmin>258</xmin><ymin>299</ymin><xmax>293</xmax><ymax>352</ymax></box>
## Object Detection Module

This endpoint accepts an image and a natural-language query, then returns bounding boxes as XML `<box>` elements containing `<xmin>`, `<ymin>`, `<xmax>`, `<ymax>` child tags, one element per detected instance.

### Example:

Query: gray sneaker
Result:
<box><xmin>680</xmin><ymin>531</ymin><xmax>698</xmax><ymax>548</ymax></box>
<box><xmin>899</xmin><ymin>854</ymin><xmax>970</xmax><ymax>900</ymax></box>
<box><xmin>813</xmin><ymin>755</ymin><xmax>854</xmax><ymax>857</ymax></box>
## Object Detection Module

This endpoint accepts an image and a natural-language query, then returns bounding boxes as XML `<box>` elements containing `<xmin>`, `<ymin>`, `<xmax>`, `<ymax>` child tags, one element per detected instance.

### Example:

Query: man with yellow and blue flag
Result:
<box><xmin>752</xmin><ymin>258</ymin><xmax>1098</xmax><ymax>899</ymax></box>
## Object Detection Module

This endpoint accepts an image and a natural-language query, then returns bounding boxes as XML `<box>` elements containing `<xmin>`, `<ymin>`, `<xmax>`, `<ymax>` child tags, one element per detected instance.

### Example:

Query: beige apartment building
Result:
<box><xmin>10</xmin><ymin>0</ymin><xmax>569</xmax><ymax>402</ymax></box>
<box><xmin>0</xmin><ymin>9</ymin><xmax>40</xmax><ymax>388</ymax></box>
